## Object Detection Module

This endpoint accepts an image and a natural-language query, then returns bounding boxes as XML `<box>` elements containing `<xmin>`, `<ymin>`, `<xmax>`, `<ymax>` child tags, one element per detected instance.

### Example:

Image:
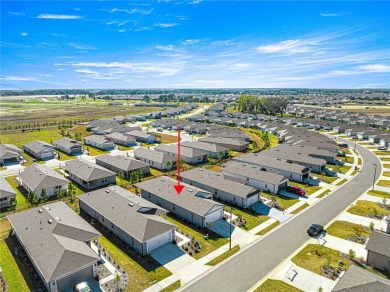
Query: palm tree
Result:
<box><xmin>40</xmin><ymin>189</ymin><xmax>49</xmax><ymax>205</ymax></box>
<box><xmin>57</xmin><ymin>189</ymin><xmax>65</xmax><ymax>201</ymax></box>
<box><xmin>8</xmin><ymin>197</ymin><xmax>17</xmax><ymax>213</ymax></box>
<box><xmin>217</xmin><ymin>151</ymin><xmax>223</xmax><ymax>162</ymax></box>
<box><xmin>166</xmin><ymin>161</ymin><xmax>172</xmax><ymax>171</ymax></box>
<box><xmin>67</xmin><ymin>183</ymin><xmax>76</xmax><ymax>203</ymax></box>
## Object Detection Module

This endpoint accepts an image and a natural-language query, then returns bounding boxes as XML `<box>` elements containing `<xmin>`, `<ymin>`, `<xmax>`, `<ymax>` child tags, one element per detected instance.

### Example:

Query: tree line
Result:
<box><xmin>236</xmin><ymin>95</ymin><xmax>289</xmax><ymax>116</ymax></box>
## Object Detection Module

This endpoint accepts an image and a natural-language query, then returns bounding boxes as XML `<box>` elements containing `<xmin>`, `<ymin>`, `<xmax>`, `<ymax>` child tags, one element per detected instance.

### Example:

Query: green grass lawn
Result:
<box><xmin>357</xmin><ymin>157</ymin><xmax>362</xmax><ymax>165</ymax></box>
<box><xmin>350</xmin><ymin>169</ymin><xmax>359</xmax><ymax>176</ymax></box>
<box><xmin>84</xmin><ymin>145</ymin><xmax>110</xmax><ymax>156</ymax></box>
<box><xmin>383</xmin><ymin>171</ymin><xmax>390</xmax><ymax>177</ymax></box>
<box><xmin>150</xmin><ymin>168</ymin><xmax>165</xmax><ymax>177</ymax></box>
<box><xmin>327</xmin><ymin>221</ymin><xmax>371</xmax><ymax>240</ymax></box>
<box><xmin>340</xmin><ymin>148</ymin><xmax>351</xmax><ymax>155</ymax></box>
<box><xmin>377</xmin><ymin>180</ymin><xmax>390</xmax><ymax>188</ymax></box>
<box><xmin>384</xmin><ymin>164</ymin><xmax>390</xmax><ymax>169</ymax></box>
<box><xmin>374</xmin><ymin>151</ymin><xmax>390</xmax><ymax>156</ymax></box>
<box><xmin>288</xmin><ymin>181</ymin><xmax>322</xmax><ymax>195</ymax></box>
<box><xmin>223</xmin><ymin>206</ymin><xmax>269</xmax><ymax>231</ymax></box>
<box><xmin>117</xmin><ymin>145</ymin><xmax>135</xmax><ymax>151</ymax></box>
<box><xmin>206</xmin><ymin>245</ymin><xmax>240</xmax><ymax>266</ymax></box>
<box><xmin>336</xmin><ymin>179</ymin><xmax>348</xmax><ymax>186</ymax></box>
<box><xmin>166</xmin><ymin>215</ymin><xmax>229</xmax><ymax>260</ymax></box>
<box><xmin>380</xmin><ymin>157</ymin><xmax>390</xmax><ymax>162</ymax></box>
<box><xmin>254</xmin><ymin>280</ymin><xmax>302</xmax><ymax>292</ymax></box>
<box><xmin>99</xmin><ymin>236</ymin><xmax>172</xmax><ymax>291</ymax></box>
<box><xmin>256</xmin><ymin>221</ymin><xmax>280</xmax><ymax>236</ymax></box>
<box><xmin>0</xmin><ymin>239</ymin><xmax>30</xmax><ymax>291</ymax></box>
<box><xmin>316</xmin><ymin>189</ymin><xmax>331</xmax><ymax>198</ymax></box>
<box><xmin>4</xmin><ymin>176</ymin><xmax>29</xmax><ymax>212</ymax></box>
<box><xmin>0</xmin><ymin>128</ymin><xmax>63</xmax><ymax>148</ymax></box>
<box><xmin>292</xmin><ymin>244</ymin><xmax>350</xmax><ymax>276</ymax></box>
<box><xmin>311</xmin><ymin>173</ymin><xmax>339</xmax><ymax>184</ymax></box>
<box><xmin>56</xmin><ymin>150</ymin><xmax>78</xmax><ymax>161</ymax></box>
<box><xmin>205</xmin><ymin>165</ymin><xmax>222</xmax><ymax>172</ymax></box>
<box><xmin>160</xmin><ymin>280</ymin><xmax>181</xmax><ymax>292</ymax></box>
<box><xmin>367</xmin><ymin>190</ymin><xmax>390</xmax><ymax>198</ymax></box>
<box><xmin>338</xmin><ymin>165</ymin><xmax>352</xmax><ymax>174</ymax></box>
<box><xmin>348</xmin><ymin>200</ymin><xmax>390</xmax><ymax>217</ymax></box>
<box><xmin>262</xmin><ymin>193</ymin><xmax>299</xmax><ymax>210</ymax></box>
<box><xmin>290</xmin><ymin>203</ymin><xmax>309</xmax><ymax>214</ymax></box>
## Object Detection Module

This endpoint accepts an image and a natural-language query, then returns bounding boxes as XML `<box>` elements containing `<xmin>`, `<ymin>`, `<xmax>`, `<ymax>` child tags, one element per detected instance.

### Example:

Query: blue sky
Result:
<box><xmin>1</xmin><ymin>1</ymin><xmax>389</xmax><ymax>89</ymax></box>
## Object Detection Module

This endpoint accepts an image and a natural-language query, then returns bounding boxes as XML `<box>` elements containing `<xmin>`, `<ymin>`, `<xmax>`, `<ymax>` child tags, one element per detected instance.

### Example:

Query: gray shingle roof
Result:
<box><xmin>24</xmin><ymin>140</ymin><xmax>54</xmax><ymax>154</ymax></box>
<box><xmin>199</xmin><ymin>136</ymin><xmax>249</xmax><ymax>147</ymax></box>
<box><xmin>84</xmin><ymin>135</ymin><xmax>112</xmax><ymax>145</ymax></box>
<box><xmin>95</xmin><ymin>154</ymin><xmax>149</xmax><ymax>172</ymax></box>
<box><xmin>64</xmin><ymin>159</ymin><xmax>116</xmax><ymax>181</ymax></box>
<box><xmin>233</xmin><ymin>153</ymin><xmax>310</xmax><ymax>174</ymax></box>
<box><xmin>180</xmin><ymin>168</ymin><xmax>259</xmax><ymax>198</ymax></box>
<box><xmin>0</xmin><ymin>143</ymin><xmax>22</xmax><ymax>159</ymax></box>
<box><xmin>19</xmin><ymin>163</ymin><xmax>69</xmax><ymax>191</ymax></box>
<box><xmin>78</xmin><ymin>186</ymin><xmax>175</xmax><ymax>242</ymax></box>
<box><xmin>105</xmin><ymin>132</ymin><xmax>136</xmax><ymax>143</ymax></box>
<box><xmin>53</xmin><ymin>138</ymin><xmax>83</xmax><ymax>149</ymax></box>
<box><xmin>7</xmin><ymin>202</ymin><xmax>100</xmax><ymax>282</ymax></box>
<box><xmin>134</xmin><ymin>148</ymin><xmax>177</xmax><ymax>164</ymax></box>
<box><xmin>332</xmin><ymin>265</ymin><xmax>390</xmax><ymax>292</ymax></box>
<box><xmin>135</xmin><ymin>176</ymin><xmax>223</xmax><ymax>217</ymax></box>
<box><xmin>366</xmin><ymin>231</ymin><xmax>390</xmax><ymax>257</ymax></box>
<box><xmin>155</xmin><ymin>144</ymin><xmax>209</xmax><ymax>158</ymax></box>
<box><xmin>0</xmin><ymin>175</ymin><xmax>16</xmax><ymax>199</ymax></box>
<box><xmin>222</xmin><ymin>163</ymin><xmax>288</xmax><ymax>185</ymax></box>
<box><xmin>126</xmin><ymin>130</ymin><xmax>154</xmax><ymax>139</ymax></box>
<box><xmin>181</xmin><ymin>141</ymin><xmax>229</xmax><ymax>153</ymax></box>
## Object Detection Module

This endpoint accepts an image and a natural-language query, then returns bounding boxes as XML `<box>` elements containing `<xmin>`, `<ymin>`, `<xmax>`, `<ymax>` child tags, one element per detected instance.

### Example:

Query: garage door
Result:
<box><xmin>56</xmin><ymin>265</ymin><xmax>94</xmax><ymax>292</ymax></box>
<box><xmin>147</xmin><ymin>232</ymin><xmax>171</xmax><ymax>253</ymax></box>
<box><xmin>204</xmin><ymin>209</ymin><xmax>223</xmax><ymax>224</ymax></box>
<box><xmin>3</xmin><ymin>157</ymin><xmax>17</xmax><ymax>164</ymax></box>
<box><xmin>246</xmin><ymin>194</ymin><xmax>259</xmax><ymax>206</ymax></box>
<box><xmin>40</xmin><ymin>151</ymin><xmax>53</xmax><ymax>159</ymax></box>
<box><xmin>278</xmin><ymin>181</ymin><xmax>288</xmax><ymax>192</ymax></box>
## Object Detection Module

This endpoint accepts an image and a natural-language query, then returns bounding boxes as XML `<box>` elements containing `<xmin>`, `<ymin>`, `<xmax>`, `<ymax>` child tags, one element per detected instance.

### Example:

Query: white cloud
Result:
<box><xmin>118</xmin><ymin>29</ymin><xmax>127</xmax><ymax>33</ymax></box>
<box><xmin>358</xmin><ymin>64</ymin><xmax>390</xmax><ymax>73</ymax></box>
<box><xmin>189</xmin><ymin>0</ymin><xmax>203</xmax><ymax>4</ymax></box>
<box><xmin>256</xmin><ymin>39</ymin><xmax>319</xmax><ymax>54</ymax></box>
<box><xmin>37</xmin><ymin>14</ymin><xmax>83</xmax><ymax>20</ymax></box>
<box><xmin>109</xmin><ymin>8</ymin><xmax>153</xmax><ymax>15</ymax></box>
<box><xmin>153</xmin><ymin>23</ymin><xmax>177</xmax><ymax>28</ymax></box>
<box><xmin>0</xmin><ymin>76</ymin><xmax>69</xmax><ymax>85</ymax></box>
<box><xmin>156</xmin><ymin>44</ymin><xmax>175</xmax><ymax>51</ymax></box>
<box><xmin>20</xmin><ymin>32</ymin><xmax>28</xmax><ymax>37</ymax></box>
<box><xmin>320</xmin><ymin>12</ymin><xmax>339</xmax><ymax>17</ymax></box>
<box><xmin>69</xmin><ymin>43</ymin><xmax>97</xmax><ymax>50</ymax></box>
<box><xmin>9</xmin><ymin>11</ymin><xmax>25</xmax><ymax>16</ymax></box>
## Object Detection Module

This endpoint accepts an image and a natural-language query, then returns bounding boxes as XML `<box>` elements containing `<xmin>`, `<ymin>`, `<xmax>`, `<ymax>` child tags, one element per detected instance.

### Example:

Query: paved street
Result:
<box><xmin>181</xmin><ymin>138</ymin><xmax>382</xmax><ymax>292</ymax></box>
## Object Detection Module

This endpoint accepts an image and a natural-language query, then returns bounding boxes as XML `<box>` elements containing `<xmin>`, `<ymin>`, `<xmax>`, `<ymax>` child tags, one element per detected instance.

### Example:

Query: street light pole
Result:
<box><xmin>372</xmin><ymin>164</ymin><xmax>377</xmax><ymax>192</ymax></box>
<box><xmin>229</xmin><ymin>206</ymin><xmax>233</xmax><ymax>250</ymax></box>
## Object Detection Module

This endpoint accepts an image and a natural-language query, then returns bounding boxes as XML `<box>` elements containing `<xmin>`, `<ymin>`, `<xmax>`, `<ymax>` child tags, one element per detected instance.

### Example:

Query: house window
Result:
<box><xmin>102</xmin><ymin>217</ymin><xmax>105</xmax><ymax>222</ymax></box>
<box><xmin>111</xmin><ymin>223</ymin><xmax>114</xmax><ymax>229</ymax></box>
<box><xmin>265</xmin><ymin>184</ymin><xmax>267</xmax><ymax>188</ymax></box>
<box><xmin>172</xmin><ymin>205</ymin><xmax>176</xmax><ymax>210</ymax></box>
<box><xmin>102</xmin><ymin>178</ymin><xmax>108</xmax><ymax>183</ymax></box>
<box><xmin>233</xmin><ymin>197</ymin><xmax>236</xmax><ymax>202</ymax></box>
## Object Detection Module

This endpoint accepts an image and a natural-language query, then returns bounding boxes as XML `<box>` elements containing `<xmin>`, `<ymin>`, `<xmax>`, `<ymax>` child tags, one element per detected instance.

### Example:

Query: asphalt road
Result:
<box><xmin>181</xmin><ymin>138</ymin><xmax>382</xmax><ymax>292</ymax></box>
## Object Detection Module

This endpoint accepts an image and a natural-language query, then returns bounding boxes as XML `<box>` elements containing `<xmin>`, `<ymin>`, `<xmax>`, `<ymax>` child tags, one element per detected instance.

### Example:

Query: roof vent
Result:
<box><xmin>243</xmin><ymin>164</ymin><xmax>247</xmax><ymax>166</ymax></box>
<box><xmin>48</xmin><ymin>219</ymin><xmax>53</xmax><ymax>224</ymax></box>
<box><xmin>188</xmin><ymin>189</ymin><xmax>193</xmax><ymax>192</ymax></box>
<box><xmin>105</xmin><ymin>190</ymin><xmax>110</xmax><ymax>193</ymax></box>
<box><xmin>38</xmin><ymin>209</ymin><xmax>43</xmax><ymax>213</ymax></box>
<box><xmin>129</xmin><ymin>203</ymin><xmax>133</xmax><ymax>207</ymax></box>
<box><xmin>56</xmin><ymin>217</ymin><xmax>61</xmax><ymax>221</ymax></box>
<box><xmin>160</xmin><ymin>178</ymin><xmax>165</xmax><ymax>182</ymax></box>
<box><xmin>88</xmin><ymin>166</ymin><xmax>91</xmax><ymax>168</ymax></box>
<box><xmin>46</xmin><ymin>207</ymin><xmax>51</xmax><ymax>210</ymax></box>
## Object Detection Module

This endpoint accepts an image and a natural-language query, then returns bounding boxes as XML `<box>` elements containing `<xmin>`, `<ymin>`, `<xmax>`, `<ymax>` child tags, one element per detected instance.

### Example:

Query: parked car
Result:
<box><xmin>307</xmin><ymin>224</ymin><xmax>324</xmax><ymax>236</ymax></box>
<box><xmin>286</xmin><ymin>185</ymin><xmax>306</xmax><ymax>196</ymax></box>
<box><xmin>74</xmin><ymin>282</ymin><xmax>91</xmax><ymax>292</ymax></box>
<box><xmin>376</xmin><ymin>146</ymin><xmax>388</xmax><ymax>151</ymax></box>
<box><xmin>337</xmin><ymin>143</ymin><xmax>348</xmax><ymax>148</ymax></box>
<box><xmin>157</xmin><ymin>127</ymin><xmax>163</xmax><ymax>132</ymax></box>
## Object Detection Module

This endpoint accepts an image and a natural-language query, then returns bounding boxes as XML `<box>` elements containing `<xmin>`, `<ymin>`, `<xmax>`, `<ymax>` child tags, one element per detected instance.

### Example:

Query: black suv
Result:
<box><xmin>307</xmin><ymin>224</ymin><xmax>324</xmax><ymax>236</ymax></box>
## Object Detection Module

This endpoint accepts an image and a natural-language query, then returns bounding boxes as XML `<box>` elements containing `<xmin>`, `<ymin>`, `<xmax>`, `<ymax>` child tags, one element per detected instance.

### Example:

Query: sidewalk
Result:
<box><xmin>311</xmin><ymin>234</ymin><xmax>367</xmax><ymax>259</ymax></box>
<box><xmin>337</xmin><ymin>212</ymin><xmax>387</xmax><ymax>230</ymax></box>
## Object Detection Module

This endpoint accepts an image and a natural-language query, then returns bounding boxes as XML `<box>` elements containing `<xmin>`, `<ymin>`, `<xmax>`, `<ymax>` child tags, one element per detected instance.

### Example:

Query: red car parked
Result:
<box><xmin>286</xmin><ymin>185</ymin><xmax>306</xmax><ymax>196</ymax></box>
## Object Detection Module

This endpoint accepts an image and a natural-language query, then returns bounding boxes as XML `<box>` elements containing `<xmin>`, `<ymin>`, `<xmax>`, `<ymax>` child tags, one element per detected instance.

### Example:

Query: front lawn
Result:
<box><xmin>316</xmin><ymin>189</ymin><xmax>331</xmax><ymax>198</ymax></box>
<box><xmin>383</xmin><ymin>171</ymin><xmax>390</xmax><ymax>177</ymax></box>
<box><xmin>311</xmin><ymin>173</ymin><xmax>339</xmax><ymax>184</ymax></box>
<box><xmin>223</xmin><ymin>205</ymin><xmax>269</xmax><ymax>231</ymax></box>
<box><xmin>340</xmin><ymin>148</ymin><xmax>351</xmax><ymax>155</ymax></box>
<box><xmin>160</xmin><ymin>280</ymin><xmax>181</xmax><ymax>292</ymax></box>
<box><xmin>262</xmin><ymin>193</ymin><xmax>299</xmax><ymax>210</ymax></box>
<box><xmin>288</xmin><ymin>181</ymin><xmax>322</xmax><ymax>196</ymax></box>
<box><xmin>4</xmin><ymin>176</ymin><xmax>29</xmax><ymax>212</ymax></box>
<box><xmin>56</xmin><ymin>150</ymin><xmax>78</xmax><ymax>161</ymax></box>
<box><xmin>99</xmin><ymin>235</ymin><xmax>172</xmax><ymax>291</ymax></box>
<box><xmin>367</xmin><ymin>190</ymin><xmax>390</xmax><ymax>198</ymax></box>
<box><xmin>256</xmin><ymin>221</ymin><xmax>280</xmax><ymax>236</ymax></box>
<box><xmin>254</xmin><ymin>279</ymin><xmax>302</xmax><ymax>292</ymax></box>
<box><xmin>347</xmin><ymin>200</ymin><xmax>390</xmax><ymax>217</ymax></box>
<box><xmin>377</xmin><ymin>180</ymin><xmax>390</xmax><ymax>188</ymax></box>
<box><xmin>384</xmin><ymin>164</ymin><xmax>390</xmax><ymax>169</ymax></box>
<box><xmin>327</xmin><ymin>221</ymin><xmax>371</xmax><ymax>240</ymax></box>
<box><xmin>380</xmin><ymin>157</ymin><xmax>390</xmax><ymax>162</ymax></box>
<box><xmin>84</xmin><ymin>145</ymin><xmax>110</xmax><ymax>156</ymax></box>
<box><xmin>336</xmin><ymin>179</ymin><xmax>348</xmax><ymax>186</ymax></box>
<box><xmin>338</xmin><ymin>165</ymin><xmax>352</xmax><ymax>174</ymax></box>
<box><xmin>152</xmin><ymin>133</ymin><xmax>180</xmax><ymax>144</ymax></box>
<box><xmin>166</xmin><ymin>215</ymin><xmax>229</xmax><ymax>260</ymax></box>
<box><xmin>374</xmin><ymin>151</ymin><xmax>389</xmax><ymax>156</ymax></box>
<box><xmin>290</xmin><ymin>203</ymin><xmax>309</xmax><ymax>214</ymax></box>
<box><xmin>292</xmin><ymin>244</ymin><xmax>350</xmax><ymax>277</ymax></box>
<box><xmin>357</xmin><ymin>157</ymin><xmax>362</xmax><ymax>165</ymax></box>
<box><xmin>206</xmin><ymin>245</ymin><xmax>240</xmax><ymax>266</ymax></box>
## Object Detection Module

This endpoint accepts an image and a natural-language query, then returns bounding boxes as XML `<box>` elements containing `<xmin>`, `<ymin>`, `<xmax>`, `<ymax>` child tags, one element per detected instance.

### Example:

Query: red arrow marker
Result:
<box><xmin>174</xmin><ymin>127</ymin><xmax>184</xmax><ymax>194</ymax></box>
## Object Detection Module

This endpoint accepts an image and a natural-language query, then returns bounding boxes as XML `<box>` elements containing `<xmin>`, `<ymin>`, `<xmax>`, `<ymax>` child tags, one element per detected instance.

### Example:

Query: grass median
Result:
<box><xmin>206</xmin><ymin>245</ymin><xmax>240</xmax><ymax>266</ymax></box>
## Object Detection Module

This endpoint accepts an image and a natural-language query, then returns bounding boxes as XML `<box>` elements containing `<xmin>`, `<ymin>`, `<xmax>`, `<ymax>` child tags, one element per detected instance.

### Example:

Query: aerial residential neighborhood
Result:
<box><xmin>0</xmin><ymin>1</ymin><xmax>389</xmax><ymax>292</ymax></box>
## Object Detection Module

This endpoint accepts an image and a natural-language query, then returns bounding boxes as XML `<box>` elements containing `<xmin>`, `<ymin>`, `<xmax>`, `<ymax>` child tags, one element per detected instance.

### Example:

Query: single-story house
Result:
<box><xmin>23</xmin><ymin>140</ymin><xmax>55</xmax><ymax>160</ymax></box>
<box><xmin>272</xmin><ymin>144</ymin><xmax>337</xmax><ymax>164</ymax></box>
<box><xmin>105</xmin><ymin>132</ymin><xmax>137</xmax><ymax>147</ymax></box>
<box><xmin>63</xmin><ymin>159</ymin><xmax>116</xmax><ymax>190</ymax></box>
<box><xmin>199</xmin><ymin>136</ymin><xmax>249</xmax><ymax>151</ymax></box>
<box><xmin>366</xmin><ymin>231</ymin><xmax>390</xmax><ymax>272</ymax></box>
<box><xmin>0</xmin><ymin>143</ymin><xmax>23</xmax><ymax>165</ymax></box>
<box><xmin>332</xmin><ymin>265</ymin><xmax>390</xmax><ymax>292</ymax></box>
<box><xmin>84</xmin><ymin>135</ymin><xmax>115</xmax><ymax>150</ymax></box>
<box><xmin>19</xmin><ymin>163</ymin><xmax>69</xmax><ymax>197</ymax></box>
<box><xmin>180</xmin><ymin>141</ymin><xmax>229</xmax><ymax>159</ymax></box>
<box><xmin>232</xmin><ymin>153</ymin><xmax>311</xmax><ymax>183</ymax></box>
<box><xmin>134</xmin><ymin>148</ymin><xmax>177</xmax><ymax>170</ymax></box>
<box><xmin>154</xmin><ymin>144</ymin><xmax>209</xmax><ymax>165</ymax></box>
<box><xmin>53</xmin><ymin>138</ymin><xmax>83</xmax><ymax>155</ymax></box>
<box><xmin>79</xmin><ymin>186</ymin><xmax>176</xmax><ymax>255</ymax></box>
<box><xmin>135</xmin><ymin>176</ymin><xmax>224</xmax><ymax>228</ymax></box>
<box><xmin>7</xmin><ymin>202</ymin><xmax>100</xmax><ymax>292</ymax></box>
<box><xmin>126</xmin><ymin>130</ymin><xmax>156</xmax><ymax>144</ymax></box>
<box><xmin>95</xmin><ymin>154</ymin><xmax>150</xmax><ymax>178</ymax></box>
<box><xmin>0</xmin><ymin>175</ymin><xmax>16</xmax><ymax>208</ymax></box>
<box><xmin>222</xmin><ymin>162</ymin><xmax>289</xmax><ymax>195</ymax></box>
<box><xmin>180</xmin><ymin>168</ymin><xmax>260</xmax><ymax>208</ymax></box>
